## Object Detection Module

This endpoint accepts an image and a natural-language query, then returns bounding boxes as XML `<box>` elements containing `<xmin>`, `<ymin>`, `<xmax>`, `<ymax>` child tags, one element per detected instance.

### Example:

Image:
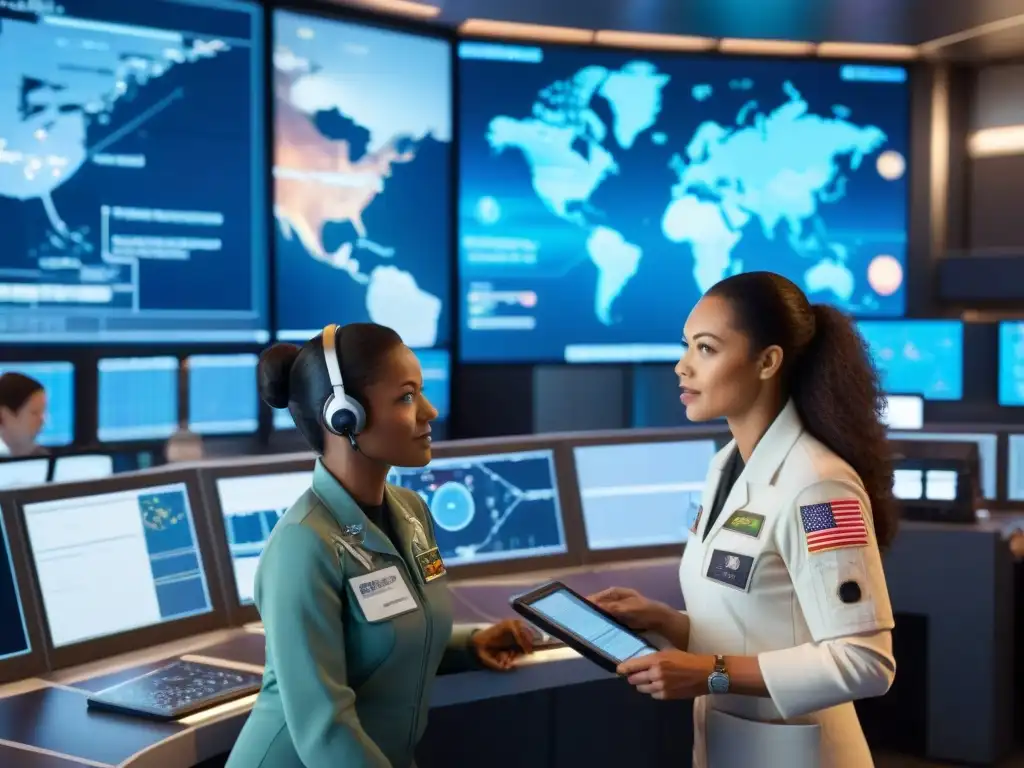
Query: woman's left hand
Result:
<box><xmin>617</xmin><ymin>650</ymin><xmax>715</xmax><ymax>700</ymax></box>
<box><xmin>470</xmin><ymin>619</ymin><xmax>535</xmax><ymax>671</ymax></box>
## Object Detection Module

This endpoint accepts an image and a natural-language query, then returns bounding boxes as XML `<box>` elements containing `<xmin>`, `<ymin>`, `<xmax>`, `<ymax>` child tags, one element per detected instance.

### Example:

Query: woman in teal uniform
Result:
<box><xmin>227</xmin><ymin>322</ymin><xmax>533</xmax><ymax>768</ymax></box>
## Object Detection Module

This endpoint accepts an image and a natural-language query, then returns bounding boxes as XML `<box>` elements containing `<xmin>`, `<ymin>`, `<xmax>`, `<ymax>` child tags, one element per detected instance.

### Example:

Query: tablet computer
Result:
<box><xmin>86</xmin><ymin>659</ymin><xmax>262</xmax><ymax>721</ymax></box>
<box><xmin>510</xmin><ymin>580</ymin><xmax>657</xmax><ymax>673</ymax></box>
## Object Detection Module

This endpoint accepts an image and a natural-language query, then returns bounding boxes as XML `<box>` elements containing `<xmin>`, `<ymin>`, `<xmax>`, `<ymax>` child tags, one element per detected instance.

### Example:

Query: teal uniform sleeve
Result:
<box><xmin>257</xmin><ymin>523</ymin><xmax>391</xmax><ymax>767</ymax></box>
<box><xmin>437</xmin><ymin>624</ymin><xmax>481</xmax><ymax>675</ymax></box>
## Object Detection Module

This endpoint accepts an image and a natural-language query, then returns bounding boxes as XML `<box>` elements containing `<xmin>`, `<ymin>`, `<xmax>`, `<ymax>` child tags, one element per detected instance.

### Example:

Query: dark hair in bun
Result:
<box><xmin>260</xmin><ymin>323</ymin><xmax>403</xmax><ymax>453</ymax></box>
<box><xmin>257</xmin><ymin>343</ymin><xmax>301</xmax><ymax>410</ymax></box>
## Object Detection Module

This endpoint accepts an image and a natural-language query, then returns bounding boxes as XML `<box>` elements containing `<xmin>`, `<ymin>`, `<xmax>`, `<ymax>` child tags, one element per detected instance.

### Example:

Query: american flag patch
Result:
<box><xmin>690</xmin><ymin>505</ymin><xmax>703</xmax><ymax>534</ymax></box>
<box><xmin>800</xmin><ymin>498</ymin><xmax>868</xmax><ymax>553</ymax></box>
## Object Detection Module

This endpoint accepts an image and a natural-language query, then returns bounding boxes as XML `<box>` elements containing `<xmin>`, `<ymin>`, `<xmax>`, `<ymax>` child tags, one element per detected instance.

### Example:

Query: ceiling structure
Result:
<box><xmin>339</xmin><ymin>0</ymin><xmax>1024</xmax><ymax>61</ymax></box>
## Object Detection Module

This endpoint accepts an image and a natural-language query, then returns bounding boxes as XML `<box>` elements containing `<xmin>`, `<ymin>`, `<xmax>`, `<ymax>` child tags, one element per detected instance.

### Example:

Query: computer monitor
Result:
<box><xmin>51</xmin><ymin>455</ymin><xmax>115</xmax><ymax>484</ymax></box>
<box><xmin>458</xmin><ymin>42</ymin><xmax>910</xmax><ymax>363</ymax></box>
<box><xmin>97</xmin><ymin>357</ymin><xmax>179</xmax><ymax>442</ymax></box>
<box><xmin>15</xmin><ymin>470</ymin><xmax>227</xmax><ymax>668</ymax></box>
<box><xmin>0</xmin><ymin>458</ymin><xmax>50</xmax><ymax>490</ymax></box>
<box><xmin>890</xmin><ymin>444</ymin><xmax>978</xmax><ymax>523</ymax></box>
<box><xmin>198</xmin><ymin>459</ymin><xmax>315</xmax><ymax>623</ymax></box>
<box><xmin>998</xmin><ymin>321</ymin><xmax>1024</xmax><ymax>406</ymax></box>
<box><xmin>572</xmin><ymin>438</ymin><xmax>718</xmax><ymax>558</ymax></box>
<box><xmin>856</xmin><ymin>319</ymin><xmax>963</xmax><ymax>400</ymax></box>
<box><xmin>272</xmin><ymin>9</ymin><xmax>452</xmax><ymax>350</ymax></box>
<box><xmin>187</xmin><ymin>354</ymin><xmax>260</xmax><ymax>436</ymax></box>
<box><xmin>0</xmin><ymin>362</ymin><xmax>74</xmax><ymax>447</ymax></box>
<box><xmin>880</xmin><ymin>394</ymin><xmax>924</xmax><ymax>430</ymax></box>
<box><xmin>0</xmin><ymin>500</ymin><xmax>47</xmax><ymax>683</ymax></box>
<box><xmin>0</xmin><ymin>0</ymin><xmax>268</xmax><ymax>344</ymax></box>
<box><xmin>387</xmin><ymin>442</ymin><xmax>579</xmax><ymax>576</ymax></box>
<box><xmin>1007</xmin><ymin>435</ymin><xmax>1024</xmax><ymax>501</ymax></box>
<box><xmin>888</xmin><ymin>431</ymin><xmax>997</xmax><ymax>499</ymax></box>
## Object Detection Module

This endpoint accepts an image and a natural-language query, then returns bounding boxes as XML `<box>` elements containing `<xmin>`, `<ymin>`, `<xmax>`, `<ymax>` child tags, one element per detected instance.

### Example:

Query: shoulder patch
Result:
<box><xmin>799</xmin><ymin>498</ymin><xmax>868</xmax><ymax>554</ymax></box>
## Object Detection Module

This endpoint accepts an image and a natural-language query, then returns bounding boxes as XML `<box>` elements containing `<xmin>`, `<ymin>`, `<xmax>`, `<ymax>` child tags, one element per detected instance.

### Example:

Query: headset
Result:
<box><xmin>321</xmin><ymin>323</ymin><xmax>366</xmax><ymax>439</ymax></box>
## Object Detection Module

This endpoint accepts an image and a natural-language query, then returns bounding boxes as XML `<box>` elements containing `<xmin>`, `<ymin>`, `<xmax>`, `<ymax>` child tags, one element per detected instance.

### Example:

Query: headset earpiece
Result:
<box><xmin>321</xmin><ymin>324</ymin><xmax>367</xmax><ymax>438</ymax></box>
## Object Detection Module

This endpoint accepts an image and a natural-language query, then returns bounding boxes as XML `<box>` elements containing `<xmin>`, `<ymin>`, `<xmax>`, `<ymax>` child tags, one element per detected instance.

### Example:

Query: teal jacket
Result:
<box><xmin>226</xmin><ymin>460</ymin><xmax>478</xmax><ymax>768</ymax></box>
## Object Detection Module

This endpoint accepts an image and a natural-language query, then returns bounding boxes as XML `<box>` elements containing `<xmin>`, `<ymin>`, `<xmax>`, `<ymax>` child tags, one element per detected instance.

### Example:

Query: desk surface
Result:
<box><xmin>0</xmin><ymin>521</ymin><xmax>1007</xmax><ymax>768</ymax></box>
<box><xmin>0</xmin><ymin>560</ymin><xmax>683</xmax><ymax>768</ymax></box>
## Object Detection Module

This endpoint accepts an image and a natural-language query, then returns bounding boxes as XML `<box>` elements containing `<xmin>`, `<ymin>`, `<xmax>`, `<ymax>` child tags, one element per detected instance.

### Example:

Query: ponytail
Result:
<box><xmin>792</xmin><ymin>305</ymin><xmax>898</xmax><ymax>548</ymax></box>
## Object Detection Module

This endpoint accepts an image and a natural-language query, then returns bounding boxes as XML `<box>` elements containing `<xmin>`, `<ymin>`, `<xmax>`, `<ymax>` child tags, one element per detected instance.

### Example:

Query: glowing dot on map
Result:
<box><xmin>876</xmin><ymin>151</ymin><xmax>905</xmax><ymax>181</ymax></box>
<box><xmin>476</xmin><ymin>196</ymin><xmax>501</xmax><ymax>225</ymax></box>
<box><xmin>867</xmin><ymin>255</ymin><xmax>903</xmax><ymax>296</ymax></box>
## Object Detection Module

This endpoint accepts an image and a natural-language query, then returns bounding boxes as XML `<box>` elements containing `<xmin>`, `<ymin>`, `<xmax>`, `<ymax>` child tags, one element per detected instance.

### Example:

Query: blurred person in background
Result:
<box><xmin>0</xmin><ymin>372</ymin><xmax>48</xmax><ymax>457</ymax></box>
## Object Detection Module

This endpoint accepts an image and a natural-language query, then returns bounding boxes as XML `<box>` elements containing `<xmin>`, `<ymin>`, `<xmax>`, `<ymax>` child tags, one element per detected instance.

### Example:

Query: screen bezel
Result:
<box><xmin>428</xmin><ymin>437</ymin><xmax>588</xmax><ymax>579</ymax></box>
<box><xmin>196</xmin><ymin>454</ymin><xmax>317</xmax><ymax>625</ymax></box>
<box><xmin>510</xmin><ymin>579</ymin><xmax>656</xmax><ymax>673</ymax></box>
<box><xmin>0</xmin><ymin>495</ymin><xmax>49</xmax><ymax>683</ymax></box>
<box><xmin>455</xmin><ymin>38</ymin><xmax>914</xmax><ymax>365</ymax></box>
<box><xmin>12</xmin><ymin>468</ymin><xmax>231</xmax><ymax>670</ymax></box>
<box><xmin>563</xmin><ymin>427</ymin><xmax>729</xmax><ymax>563</ymax></box>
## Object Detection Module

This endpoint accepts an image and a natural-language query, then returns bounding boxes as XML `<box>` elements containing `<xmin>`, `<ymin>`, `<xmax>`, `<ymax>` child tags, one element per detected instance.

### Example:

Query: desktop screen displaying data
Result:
<box><xmin>857</xmin><ymin>320</ymin><xmax>963</xmax><ymax>400</ymax></box>
<box><xmin>998</xmin><ymin>322</ymin><xmax>1024</xmax><ymax>406</ymax></box>
<box><xmin>98</xmin><ymin>357</ymin><xmax>178</xmax><ymax>442</ymax></box>
<box><xmin>1008</xmin><ymin>435</ymin><xmax>1024</xmax><ymax>501</ymax></box>
<box><xmin>0</xmin><ymin>362</ymin><xmax>74</xmax><ymax>446</ymax></box>
<box><xmin>0</xmin><ymin>0</ymin><xmax>268</xmax><ymax>343</ymax></box>
<box><xmin>272</xmin><ymin>10</ymin><xmax>452</xmax><ymax>349</ymax></box>
<box><xmin>0</xmin><ymin>508</ymin><xmax>32</xmax><ymax>661</ymax></box>
<box><xmin>188</xmin><ymin>354</ymin><xmax>259</xmax><ymax>435</ymax></box>
<box><xmin>214</xmin><ymin>471</ymin><xmax>310</xmax><ymax>604</ymax></box>
<box><xmin>458</xmin><ymin>43</ymin><xmax>910</xmax><ymax>363</ymax></box>
<box><xmin>889</xmin><ymin>431</ymin><xmax>997</xmax><ymax>499</ymax></box>
<box><xmin>21</xmin><ymin>482</ymin><xmax>213</xmax><ymax>648</ymax></box>
<box><xmin>387</xmin><ymin>449</ymin><xmax>568</xmax><ymax>566</ymax></box>
<box><xmin>574</xmin><ymin>439</ymin><xmax>716</xmax><ymax>550</ymax></box>
<box><xmin>272</xmin><ymin>348</ymin><xmax>451</xmax><ymax>430</ymax></box>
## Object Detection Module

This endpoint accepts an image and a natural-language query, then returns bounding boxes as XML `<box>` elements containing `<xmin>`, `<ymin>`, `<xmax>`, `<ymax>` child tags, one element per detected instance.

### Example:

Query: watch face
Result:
<box><xmin>708</xmin><ymin>672</ymin><xmax>730</xmax><ymax>694</ymax></box>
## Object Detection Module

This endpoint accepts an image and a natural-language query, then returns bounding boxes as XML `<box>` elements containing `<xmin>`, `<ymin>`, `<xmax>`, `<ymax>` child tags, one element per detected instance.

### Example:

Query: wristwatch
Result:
<box><xmin>707</xmin><ymin>655</ymin><xmax>730</xmax><ymax>694</ymax></box>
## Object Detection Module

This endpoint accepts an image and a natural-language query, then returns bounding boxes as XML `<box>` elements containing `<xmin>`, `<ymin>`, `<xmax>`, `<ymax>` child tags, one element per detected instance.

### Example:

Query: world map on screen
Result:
<box><xmin>459</xmin><ymin>46</ymin><xmax>909</xmax><ymax>363</ymax></box>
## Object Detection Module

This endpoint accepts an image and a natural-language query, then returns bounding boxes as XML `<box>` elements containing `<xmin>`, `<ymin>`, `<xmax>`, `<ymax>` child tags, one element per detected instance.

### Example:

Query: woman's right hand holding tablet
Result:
<box><xmin>589</xmin><ymin>587</ymin><xmax>672</xmax><ymax>632</ymax></box>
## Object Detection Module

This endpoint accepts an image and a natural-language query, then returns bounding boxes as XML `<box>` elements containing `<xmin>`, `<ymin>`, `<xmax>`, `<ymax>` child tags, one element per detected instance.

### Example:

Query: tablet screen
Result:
<box><xmin>529</xmin><ymin>589</ymin><xmax>655</xmax><ymax>663</ymax></box>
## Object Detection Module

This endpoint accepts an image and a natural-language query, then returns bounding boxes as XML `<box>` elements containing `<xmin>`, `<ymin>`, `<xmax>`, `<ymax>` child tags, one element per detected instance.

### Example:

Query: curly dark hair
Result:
<box><xmin>707</xmin><ymin>272</ymin><xmax>898</xmax><ymax>548</ymax></box>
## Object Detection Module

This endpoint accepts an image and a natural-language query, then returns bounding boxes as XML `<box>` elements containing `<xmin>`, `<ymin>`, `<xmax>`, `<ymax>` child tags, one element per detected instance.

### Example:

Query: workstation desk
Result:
<box><xmin>0</xmin><ymin>523</ymin><xmax>1016</xmax><ymax>768</ymax></box>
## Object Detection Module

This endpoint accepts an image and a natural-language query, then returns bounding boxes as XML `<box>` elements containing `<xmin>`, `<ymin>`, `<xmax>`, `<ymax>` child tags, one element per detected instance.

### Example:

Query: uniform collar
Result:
<box><xmin>712</xmin><ymin>400</ymin><xmax>802</xmax><ymax>476</ymax></box>
<box><xmin>311</xmin><ymin>459</ymin><xmax>432</xmax><ymax>563</ymax></box>
<box><xmin>741</xmin><ymin>398</ymin><xmax>805</xmax><ymax>485</ymax></box>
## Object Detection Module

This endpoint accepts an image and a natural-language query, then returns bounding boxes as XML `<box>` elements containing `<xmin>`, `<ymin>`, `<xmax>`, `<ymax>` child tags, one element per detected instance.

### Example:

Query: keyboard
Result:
<box><xmin>87</xmin><ymin>659</ymin><xmax>262</xmax><ymax>721</ymax></box>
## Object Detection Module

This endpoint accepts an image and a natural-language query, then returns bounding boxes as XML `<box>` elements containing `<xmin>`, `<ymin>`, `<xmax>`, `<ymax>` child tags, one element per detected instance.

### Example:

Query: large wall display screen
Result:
<box><xmin>458</xmin><ymin>42</ymin><xmax>909</xmax><ymax>362</ymax></box>
<box><xmin>272</xmin><ymin>10</ymin><xmax>452</xmax><ymax>348</ymax></box>
<box><xmin>0</xmin><ymin>0</ymin><xmax>268</xmax><ymax>343</ymax></box>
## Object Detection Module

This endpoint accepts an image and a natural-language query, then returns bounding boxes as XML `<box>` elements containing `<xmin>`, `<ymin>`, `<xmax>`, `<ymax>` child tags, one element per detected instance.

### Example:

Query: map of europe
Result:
<box><xmin>485</xmin><ymin>61</ymin><xmax>907</xmax><ymax>327</ymax></box>
<box><xmin>272</xmin><ymin>12</ymin><xmax>451</xmax><ymax>345</ymax></box>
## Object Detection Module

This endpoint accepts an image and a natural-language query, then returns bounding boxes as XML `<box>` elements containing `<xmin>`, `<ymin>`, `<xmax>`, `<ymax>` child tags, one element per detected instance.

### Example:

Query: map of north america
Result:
<box><xmin>487</xmin><ymin>62</ymin><xmax>898</xmax><ymax>324</ymax></box>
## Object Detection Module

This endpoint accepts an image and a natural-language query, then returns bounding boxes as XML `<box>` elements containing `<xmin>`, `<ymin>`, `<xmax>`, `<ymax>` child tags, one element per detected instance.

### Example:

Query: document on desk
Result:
<box><xmin>706</xmin><ymin>709</ymin><xmax>820</xmax><ymax>768</ymax></box>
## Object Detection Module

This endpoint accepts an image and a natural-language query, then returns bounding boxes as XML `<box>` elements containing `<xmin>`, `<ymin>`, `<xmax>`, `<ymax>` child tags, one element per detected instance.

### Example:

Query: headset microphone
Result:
<box><xmin>320</xmin><ymin>323</ymin><xmax>367</xmax><ymax>441</ymax></box>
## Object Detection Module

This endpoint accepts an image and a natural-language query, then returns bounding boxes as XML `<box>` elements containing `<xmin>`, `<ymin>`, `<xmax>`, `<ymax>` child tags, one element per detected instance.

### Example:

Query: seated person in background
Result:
<box><xmin>593</xmin><ymin>272</ymin><xmax>896</xmax><ymax>768</ymax></box>
<box><xmin>0</xmin><ymin>372</ymin><xmax>48</xmax><ymax>457</ymax></box>
<box><xmin>227</xmin><ymin>322</ymin><xmax>533</xmax><ymax>768</ymax></box>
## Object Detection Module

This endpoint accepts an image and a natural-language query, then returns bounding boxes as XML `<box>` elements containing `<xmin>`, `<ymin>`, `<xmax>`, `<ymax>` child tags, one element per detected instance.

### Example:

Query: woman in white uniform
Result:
<box><xmin>593</xmin><ymin>272</ymin><xmax>897</xmax><ymax>768</ymax></box>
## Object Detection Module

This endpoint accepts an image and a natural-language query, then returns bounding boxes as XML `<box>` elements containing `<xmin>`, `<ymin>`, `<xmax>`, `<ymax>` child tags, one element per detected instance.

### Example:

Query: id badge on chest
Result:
<box><xmin>349</xmin><ymin>565</ymin><xmax>419</xmax><ymax>622</ymax></box>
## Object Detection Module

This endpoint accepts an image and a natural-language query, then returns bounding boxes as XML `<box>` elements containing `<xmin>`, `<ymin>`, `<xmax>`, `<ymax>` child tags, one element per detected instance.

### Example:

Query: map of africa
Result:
<box><xmin>487</xmin><ymin>64</ymin><xmax>900</xmax><ymax>326</ymax></box>
<box><xmin>272</xmin><ymin>11</ymin><xmax>451</xmax><ymax>345</ymax></box>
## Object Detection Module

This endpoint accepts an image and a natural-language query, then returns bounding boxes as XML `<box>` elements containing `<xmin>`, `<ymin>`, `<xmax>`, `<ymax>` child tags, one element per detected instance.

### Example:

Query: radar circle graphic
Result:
<box><xmin>430</xmin><ymin>482</ymin><xmax>475</xmax><ymax>532</ymax></box>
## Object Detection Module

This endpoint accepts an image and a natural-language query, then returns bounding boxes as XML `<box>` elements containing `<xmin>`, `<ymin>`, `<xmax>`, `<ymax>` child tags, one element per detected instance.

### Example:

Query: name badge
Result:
<box><xmin>723</xmin><ymin>511</ymin><xmax>765</xmax><ymax>539</ymax></box>
<box><xmin>415</xmin><ymin>547</ymin><xmax>447</xmax><ymax>583</ymax></box>
<box><xmin>349</xmin><ymin>566</ymin><xmax>419</xmax><ymax>622</ymax></box>
<box><xmin>706</xmin><ymin>549</ymin><xmax>755</xmax><ymax>592</ymax></box>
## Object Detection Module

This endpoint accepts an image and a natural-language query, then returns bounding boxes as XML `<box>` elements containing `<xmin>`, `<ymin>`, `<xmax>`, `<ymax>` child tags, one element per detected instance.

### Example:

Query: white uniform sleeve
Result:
<box><xmin>758</xmin><ymin>479</ymin><xmax>896</xmax><ymax>719</ymax></box>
